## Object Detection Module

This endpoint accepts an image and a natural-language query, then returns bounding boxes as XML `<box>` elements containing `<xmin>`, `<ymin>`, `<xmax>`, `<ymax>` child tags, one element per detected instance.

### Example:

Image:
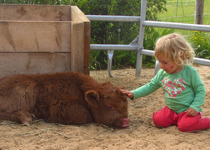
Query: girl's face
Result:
<box><xmin>156</xmin><ymin>54</ymin><xmax>183</xmax><ymax>74</ymax></box>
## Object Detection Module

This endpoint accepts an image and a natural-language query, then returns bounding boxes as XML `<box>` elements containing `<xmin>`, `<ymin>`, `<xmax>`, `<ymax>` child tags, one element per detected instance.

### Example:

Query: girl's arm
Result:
<box><xmin>131</xmin><ymin>82</ymin><xmax>160</xmax><ymax>99</ymax></box>
<box><xmin>189</xmin><ymin>69</ymin><xmax>206</xmax><ymax>112</ymax></box>
<box><xmin>121</xmin><ymin>71</ymin><xmax>162</xmax><ymax>100</ymax></box>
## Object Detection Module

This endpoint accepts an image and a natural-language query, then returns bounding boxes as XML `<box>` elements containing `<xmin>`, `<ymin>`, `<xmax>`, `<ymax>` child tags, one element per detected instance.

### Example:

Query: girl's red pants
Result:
<box><xmin>153</xmin><ymin>106</ymin><xmax>210</xmax><ymax>132</ymax></box>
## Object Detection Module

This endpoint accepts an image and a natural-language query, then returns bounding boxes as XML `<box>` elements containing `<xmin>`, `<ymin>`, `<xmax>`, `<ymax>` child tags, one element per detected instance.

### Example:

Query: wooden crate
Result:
<box><xmin>0</xmin><ymin>4</ymin><xmax>90</xmax><ymax>78</ymax></box>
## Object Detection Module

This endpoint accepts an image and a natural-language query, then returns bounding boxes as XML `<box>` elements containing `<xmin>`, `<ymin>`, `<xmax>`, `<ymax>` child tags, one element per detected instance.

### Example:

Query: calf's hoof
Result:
<box><xmin>15</xmin><ymin>110</ymin><xmax>32</xmax><ymax>126</ymax></box>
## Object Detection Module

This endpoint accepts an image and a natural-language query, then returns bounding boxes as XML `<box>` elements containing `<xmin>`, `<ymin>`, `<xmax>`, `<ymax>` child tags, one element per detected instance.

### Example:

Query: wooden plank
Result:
<box><xmin>84</xmin><ymin>22</ymin><xmax>91</xmax><ymax>75</ymax></box>
<box><xmin>0</xmin><ymin>22</ymin><xmax>71</xmax><ymax>52</ymax></box>
<box><xmin>70</xmin><ymin>22</ymin><xmax>84</xmax><ymax>73</ymax></box>
<box><xmin>0</xmin><ymin>53</ymin><xmax>71</xmax><ymax>78</ymax></box>
<box><xmin>71</xmin><ymin>6</ymin><xmax>90</xmax><ymax>75</ymax></box>
<box><xmin>0</xmin><ymin>5</ymin><xmax>90</xmax><ymax>76</ymax></box>
<box><xmin>71</xmin><ymin>6</ymin><xmax>90</xmax><ymax>22</ymax></box>
<box><xmin>0</xmin><ymin>4</ymin><xmax>71</xmax><ymax>21</ymax></box>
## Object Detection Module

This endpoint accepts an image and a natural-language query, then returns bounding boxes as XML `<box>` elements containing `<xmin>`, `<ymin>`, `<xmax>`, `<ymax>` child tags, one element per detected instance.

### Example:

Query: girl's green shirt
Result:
<box><xmin>132</xmin><ymin>65</ymin><xmax>206</xmax><ymax>114</ymax></box>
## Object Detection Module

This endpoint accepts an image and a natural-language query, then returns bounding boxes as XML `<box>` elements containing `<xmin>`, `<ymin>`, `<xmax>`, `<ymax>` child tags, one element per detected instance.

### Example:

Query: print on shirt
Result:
<box><xmin>161</xmin><ymin>77</ymin><xmax>186</xmax><ymax>98</ymax></box>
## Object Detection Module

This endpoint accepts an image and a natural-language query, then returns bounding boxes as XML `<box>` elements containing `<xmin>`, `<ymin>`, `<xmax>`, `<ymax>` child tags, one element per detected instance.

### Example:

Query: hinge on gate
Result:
<box><xmin>136</xmin><ymin>47</ymin><xmax>144</xmax><ymax>54</ymax></box>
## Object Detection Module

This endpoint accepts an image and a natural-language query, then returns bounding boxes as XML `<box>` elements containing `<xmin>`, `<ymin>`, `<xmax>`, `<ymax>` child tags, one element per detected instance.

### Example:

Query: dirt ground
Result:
<box><xmin>1</xmin><ymin>65</ymin><xmax>210</xmax><ymax>150</ymax></box>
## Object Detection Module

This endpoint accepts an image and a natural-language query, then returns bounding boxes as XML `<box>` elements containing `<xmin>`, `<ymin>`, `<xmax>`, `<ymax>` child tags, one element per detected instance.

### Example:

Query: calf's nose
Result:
<box><xmin>121</xmin><ymin>118</ymin><xmax>130</xmax><ymax>128</ymax></box>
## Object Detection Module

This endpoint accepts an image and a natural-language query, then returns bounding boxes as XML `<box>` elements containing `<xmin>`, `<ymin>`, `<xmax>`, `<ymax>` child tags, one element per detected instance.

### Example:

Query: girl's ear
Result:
<box><xmin>179</xmin><ymin>51</ymin><xmax>184</xmax><ymax>60</ymax></box>
<box><xmin>180</xmin><ymin>54</ymin><xmax>184</xmax><ymax>60</ymax></box>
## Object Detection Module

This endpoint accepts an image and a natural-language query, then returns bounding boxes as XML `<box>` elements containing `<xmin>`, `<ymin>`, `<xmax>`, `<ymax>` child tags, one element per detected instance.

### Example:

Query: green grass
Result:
<box><xmin>157</xmin><ymin>0</ymin><xmax>210</xmax><ymax>25</ymax></box>
<box><xmin>154</xmin><ymin>0</ymin><xmax>210</xmax><ymax>57</ymax></box>
<box><xmin>157</xmin><ymin>0</ymin><xmax>210</xmax><ymax>26</ymax></box>
<box><xmin>158</xmin><ymin>0</ymin><xmax>210</xmax><ymax>25</ymax></box>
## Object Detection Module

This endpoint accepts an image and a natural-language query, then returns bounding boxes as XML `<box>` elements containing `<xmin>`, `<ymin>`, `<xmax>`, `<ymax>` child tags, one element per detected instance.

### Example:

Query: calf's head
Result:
<box><xmin>85</xmin><ymin>82</ymin><xmax>129</xmax><ymax>128</ymax></box>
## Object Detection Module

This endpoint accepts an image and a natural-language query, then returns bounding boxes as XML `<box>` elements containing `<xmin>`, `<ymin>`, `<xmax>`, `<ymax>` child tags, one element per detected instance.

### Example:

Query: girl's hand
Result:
<box><xmin>120</xmin><ymin>89</ymin><xmax>134</xmax><ymax>99</ymax></box>
<box><xmin>185</xmin><ymin>108</ymin><xmax>198</xmax><ymax>117</ymax></box>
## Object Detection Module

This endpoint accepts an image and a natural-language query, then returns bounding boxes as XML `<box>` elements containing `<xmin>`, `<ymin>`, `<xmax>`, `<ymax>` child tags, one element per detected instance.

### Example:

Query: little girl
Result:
<box><xmin>121</xmin><ymin>33</ymin><xmax>210</xmax><ymax>132</ymax></box>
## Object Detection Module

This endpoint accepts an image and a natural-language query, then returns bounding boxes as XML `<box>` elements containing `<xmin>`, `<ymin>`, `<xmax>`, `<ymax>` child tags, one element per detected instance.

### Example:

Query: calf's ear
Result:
<box><xmin>85</xmin><ymin>90</ymin><xmax>100</xmax><ymax>108</ymax></box>
<box><xmin>118</xmin><ymin>85</ymin><xmax>125</xmax><ymax>89</ymax></box>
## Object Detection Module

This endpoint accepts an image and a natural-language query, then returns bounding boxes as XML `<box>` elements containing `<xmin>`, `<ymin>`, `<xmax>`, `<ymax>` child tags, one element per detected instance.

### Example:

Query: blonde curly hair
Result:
<box><xmin>154</xmin><ymin>33</ymin><xmax>195</xmax><ymax>66</ymax></box>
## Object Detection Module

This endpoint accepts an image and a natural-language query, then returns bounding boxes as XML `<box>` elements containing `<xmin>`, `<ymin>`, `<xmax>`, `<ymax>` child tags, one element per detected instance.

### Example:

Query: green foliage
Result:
<box><xmin>0</xmin><ymin>0</ymin><xmax>62</xmax><ymax>4</ymax></box>
<box><xmin>73</xmin><ymin>0</ymin><xmax>141</xmax><ymax>69</ymax></box>
<box><xmin>73</xmin><ymin>0</ymin><xmax>167</xmax><ymax>69</ymax></box>
<box><xmin>189</xmin><ymin>31</ymin><xmax>210</xmax><ymax>59</ymax></box>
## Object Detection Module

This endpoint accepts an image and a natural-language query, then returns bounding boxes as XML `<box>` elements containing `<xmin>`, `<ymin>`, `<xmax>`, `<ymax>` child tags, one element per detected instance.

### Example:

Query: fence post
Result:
<box><xmin>135</xmin><ymin>0</ymin><xmax>147</xmax><ymax>77</ymax></box>
<box><xmin>195</xmin><ymin>0</ymin><xmax>204</xmax><ymax>24</ymax></box>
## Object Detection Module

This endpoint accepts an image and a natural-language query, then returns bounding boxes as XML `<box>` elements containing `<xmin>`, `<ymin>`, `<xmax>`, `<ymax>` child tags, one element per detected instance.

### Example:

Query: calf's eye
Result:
<box><xmin>107</xmin><ymin>105</ymin><xmax>115</xmax><ymax>110</ymax></box>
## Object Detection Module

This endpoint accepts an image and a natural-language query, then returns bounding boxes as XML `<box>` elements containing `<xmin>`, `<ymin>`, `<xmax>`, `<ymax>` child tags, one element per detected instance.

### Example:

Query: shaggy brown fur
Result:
<box><xmin>0</xmin><ymin>72</ymin><xmax>129</xmax><ymax>128</ymax></box>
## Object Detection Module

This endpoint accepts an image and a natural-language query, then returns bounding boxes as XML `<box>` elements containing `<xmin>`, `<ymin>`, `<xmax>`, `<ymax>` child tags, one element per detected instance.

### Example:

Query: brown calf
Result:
<box><xmin>0</xmin><ymin>72</ymin><xmax>129</xmax><ymax>128</ymax></box>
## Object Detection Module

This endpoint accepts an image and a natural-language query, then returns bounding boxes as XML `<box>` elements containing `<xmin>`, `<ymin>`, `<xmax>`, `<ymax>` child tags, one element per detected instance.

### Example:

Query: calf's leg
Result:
<box><xmin>0</xmin><ymin>110</ymin><xmax>32</xmax><ymax>126</ymax></box>
<box><xmin>49</xmin><ymin>98</ymin><xmax>93</xmax><ymax>125</ymax></box>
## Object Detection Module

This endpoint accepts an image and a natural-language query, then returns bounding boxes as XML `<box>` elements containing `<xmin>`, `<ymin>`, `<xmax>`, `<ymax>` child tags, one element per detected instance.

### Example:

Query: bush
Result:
<box><xmin>188</xmin><ymin>31</ymin><xmax>210</xmax><ymax>59</ymax></box>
